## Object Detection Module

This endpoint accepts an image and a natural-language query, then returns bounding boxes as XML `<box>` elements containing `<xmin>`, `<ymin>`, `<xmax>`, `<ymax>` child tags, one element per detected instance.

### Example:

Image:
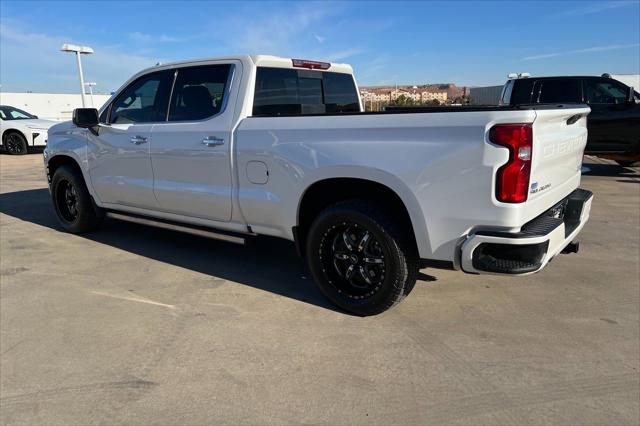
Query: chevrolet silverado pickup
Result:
<box><xmin>44</xmin><ymin>55</ymin><xmax>593</xmax><ymax>315</ymax></box>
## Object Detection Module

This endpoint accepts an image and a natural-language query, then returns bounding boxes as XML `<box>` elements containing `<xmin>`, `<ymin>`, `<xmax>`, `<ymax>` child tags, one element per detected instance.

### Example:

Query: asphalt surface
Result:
<box><xmin>1</xmin><ymin>152</ymin><xmax>638</xmax><ymax>425</ymax></box>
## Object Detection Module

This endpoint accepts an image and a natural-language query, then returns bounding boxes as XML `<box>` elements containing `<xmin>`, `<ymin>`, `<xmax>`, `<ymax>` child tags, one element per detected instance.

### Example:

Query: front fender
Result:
<box><xmin>44</xmin><ymin>122</ymin><xmax>95</xmax><ymax>199</ymax></box>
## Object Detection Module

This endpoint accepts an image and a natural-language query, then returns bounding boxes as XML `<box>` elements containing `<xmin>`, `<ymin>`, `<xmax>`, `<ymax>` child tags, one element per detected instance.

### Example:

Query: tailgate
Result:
<box><xmin>528</xmin><ymin>106</ymin><xmax>590</xmax><ymax>206</ymax></box>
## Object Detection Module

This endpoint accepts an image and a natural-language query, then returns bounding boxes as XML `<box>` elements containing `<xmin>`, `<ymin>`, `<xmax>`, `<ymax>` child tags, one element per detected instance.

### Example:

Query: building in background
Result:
<box><xmin>360</xmin><ymin>84</ymin><xmax>457</xmax><ymax>110</ymax></box>
<box><xmin>420</xmin><ymin>89</ymin><xmax>447</xmax><ymax>102</ymax></box>
<box><xmin>0</xmin><ymin>92</ymin><xmax>111</xmax><ymax>121</ymax></box>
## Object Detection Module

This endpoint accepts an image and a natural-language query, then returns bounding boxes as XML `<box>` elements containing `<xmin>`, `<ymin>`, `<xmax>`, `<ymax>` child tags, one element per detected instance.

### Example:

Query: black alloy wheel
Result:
<box><xmin>51</xmin><ymin>165</ymin><xmax>103</xmax><ymax>233</ymax></box>
<box><xmin>3</xmin><ymin>133</ymin><xmax>27</xmax><ymax>155</ymax></box>
<box><xmin>320</xmin><ymin>222</ymin><xmax>387</xmax><ymax>300</ymax></box>
<box><xmin>55</xmin><ymin>179</ymin><xmax>80</xmax><ymax>223</ymax></box>
<box><xmin>307</xmin><ymin>200</ymin><xmax>418</xmax><ymax>316</ymax></box>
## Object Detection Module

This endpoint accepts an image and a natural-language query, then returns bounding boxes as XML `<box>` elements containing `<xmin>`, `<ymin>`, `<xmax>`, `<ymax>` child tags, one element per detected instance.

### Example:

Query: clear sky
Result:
<box><xmin>1</xmin><ymin>0</ymin><xmax>639</xmax><ymax>93</ymax></box>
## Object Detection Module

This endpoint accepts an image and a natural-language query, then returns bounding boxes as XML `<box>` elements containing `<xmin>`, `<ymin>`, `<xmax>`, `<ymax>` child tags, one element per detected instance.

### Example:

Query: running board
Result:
<box><xmin>105</xmin><ymin>212</ymin><xmax>247</xmax><ymax>245</ymax></box>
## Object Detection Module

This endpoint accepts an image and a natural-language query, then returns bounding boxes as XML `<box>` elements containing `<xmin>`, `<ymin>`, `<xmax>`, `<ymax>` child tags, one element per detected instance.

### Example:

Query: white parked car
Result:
<box><xmin>44</xmin><ymin>55</ymin><xmax>593</xmax><ymax>315</ymax></box>
<box><xmin>0</xmin><ymin>105</ymin><xmax>56</xmax><ymax>154</ymax></box>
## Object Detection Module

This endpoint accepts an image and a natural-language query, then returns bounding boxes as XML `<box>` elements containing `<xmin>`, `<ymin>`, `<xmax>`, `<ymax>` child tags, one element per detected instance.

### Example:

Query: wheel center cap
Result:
<box><xmin>349</xmin><ymin>254</ymin><xmax>359</xmax><ymax>264</ymax></box>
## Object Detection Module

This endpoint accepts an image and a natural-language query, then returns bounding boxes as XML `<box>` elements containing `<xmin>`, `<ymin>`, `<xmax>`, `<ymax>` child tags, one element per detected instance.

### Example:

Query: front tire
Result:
<box><xmin>306</xmin><ymin>200</ymin><xmax>418</xmax><ymax>316</ymax></box>
<box><xmin>51</xmin><ymin>165</ymin><xmax>103</xmax><ymax>233</ymax></box>
<box><xmin>3</xmin><ymin>132</ymin><xmax>28</xmax><ymax>155</ymax></box>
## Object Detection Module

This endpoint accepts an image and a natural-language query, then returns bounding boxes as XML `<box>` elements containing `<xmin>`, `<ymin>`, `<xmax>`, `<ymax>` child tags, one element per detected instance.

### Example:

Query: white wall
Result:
<box><xmin>610</xmin><ymin>75</ymin><xmax>640</xmax><ymax>91</ymax></box>
<box><xmin>0</xmin><ymin>92</ymin><xmax>112</xmax><ymax>121</ymax></box>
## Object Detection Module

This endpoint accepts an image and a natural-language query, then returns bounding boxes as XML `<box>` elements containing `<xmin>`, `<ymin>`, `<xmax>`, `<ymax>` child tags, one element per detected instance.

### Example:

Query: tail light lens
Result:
<box><xmin>292</xmin><ymin>59</ymin><xmax>331</xmax><ymax>70</ymax></box>
<box><xmin>490</xmin><ymin>124</ymin><xmax>533</xmax><ymax>203</ymax></box>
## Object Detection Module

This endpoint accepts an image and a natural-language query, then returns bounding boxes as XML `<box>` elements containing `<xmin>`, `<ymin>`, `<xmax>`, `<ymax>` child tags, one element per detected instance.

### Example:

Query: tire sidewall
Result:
<box><xmin>307</xmin><ymin>203</ymin><xmax>409</xmax><ymax>316</ymax></box>
<box><xmin>3</xmin><ymin>133</ymin><xmax>27</xmax><ymax>155</ymax></box>
<box><xmin>51</xmin><ymin>166</ymin><xmax>97</xmax><ymax>233</ymax></box>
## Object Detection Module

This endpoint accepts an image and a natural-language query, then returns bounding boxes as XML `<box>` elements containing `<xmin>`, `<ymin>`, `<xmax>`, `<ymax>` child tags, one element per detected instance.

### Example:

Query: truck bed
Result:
<box><xmin>251</xmin><ymin>104</ymin><xmax>587</xmax><ymax>117</ymax></box>
<box><xmin>237</xmin><ymin>104</ymin><xmax>590</xmax><ymax>261</ymax></box>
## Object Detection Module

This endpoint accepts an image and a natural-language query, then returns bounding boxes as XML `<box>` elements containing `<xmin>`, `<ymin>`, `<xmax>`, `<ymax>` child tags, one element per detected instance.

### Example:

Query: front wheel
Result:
<box><xmin>306</xmin><ymin>200</ymin><xmax>418</xmax><ymax>316</ymax></box>
<box><xmin>51</xmin><ymin>165</ymin><xmax>103</xmax><ymax>233</ymax></box>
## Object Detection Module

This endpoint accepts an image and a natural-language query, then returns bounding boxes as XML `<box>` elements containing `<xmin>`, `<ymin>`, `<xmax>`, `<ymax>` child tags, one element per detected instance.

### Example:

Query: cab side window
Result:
<box><xmin>585</xmin><ymin>79</ymin><xmax>628</xmax><ymax>104</ymax></box>
<box><xmin>168</xmin><ymin>65</ymin><xmax>231</xmax><ymax>121</ymax></box>
<box><xmin>109</xmin><ymin>71</ymin><xmax>172</xmax><ymax>124</ymax></box>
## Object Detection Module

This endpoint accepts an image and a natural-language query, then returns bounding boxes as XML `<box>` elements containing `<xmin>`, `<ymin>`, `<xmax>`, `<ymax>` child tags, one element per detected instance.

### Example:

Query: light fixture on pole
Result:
<box><xmin>60</xmin><ymin>43</ymin><xmax>94</xmax><ymax>107</ymax></box>
<box><xmin>84</xmin><ymin>82</ymin><xmax>97</xmax><ymax>107</ymax></box>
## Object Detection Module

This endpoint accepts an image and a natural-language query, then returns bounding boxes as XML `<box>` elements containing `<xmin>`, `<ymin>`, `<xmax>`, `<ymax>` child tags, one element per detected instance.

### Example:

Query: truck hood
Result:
<box><xmin>48</xmin><ymin>120</ymin><xmax>75</xmax><ymax>134</ymax></box>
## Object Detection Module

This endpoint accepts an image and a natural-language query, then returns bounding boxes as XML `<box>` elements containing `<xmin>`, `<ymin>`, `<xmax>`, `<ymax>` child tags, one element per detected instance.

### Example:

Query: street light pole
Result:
<box><xmin>61</xmin><ymin>43</ymin><xmax>94</xmax><ymax>108</ymax></box>
<box><xmin>75</xmin><ymin>52</ymin><xmax>86</xmax><ymax>106</ymax></box>
<box><xmin>84</xmin><ymin>82</ymin><xmax>96</xmax><ymax>107</ymax></box>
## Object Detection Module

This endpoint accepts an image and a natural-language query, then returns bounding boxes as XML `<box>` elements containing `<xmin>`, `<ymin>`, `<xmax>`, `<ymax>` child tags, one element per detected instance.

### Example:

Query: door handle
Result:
<box><xmin>130</xmin><ymin>135</ymin><xmax>148</xmax><ymax>145</ymax></box>
<box><xmin>202</xmin><ymin>136</ymin><xmax>225</xmax><ymax>147</ymax></box>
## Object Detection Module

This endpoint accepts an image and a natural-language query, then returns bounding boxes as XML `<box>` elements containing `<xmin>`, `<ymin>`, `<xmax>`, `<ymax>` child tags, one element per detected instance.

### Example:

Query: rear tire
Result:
<box><xmin>51</xmin><ymin>165</ymin><xmax>103</xmax><ymax>233</ymax></box>
<box><xmin>3</xmin><ymin>132</ymin><xmax>28</xmax><ymax>155</ymax></box>
<box><xmin>306</xmin><ymin>200</ymin><xmax>418</xmax><ymax>316</ymax></box>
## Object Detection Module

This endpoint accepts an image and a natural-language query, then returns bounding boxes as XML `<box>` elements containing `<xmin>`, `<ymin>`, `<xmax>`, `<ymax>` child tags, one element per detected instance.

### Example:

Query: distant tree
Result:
<box><xmin>428</xmin><ymin>99</ymin><xmax>440</xmax><ymax>106</ymax></box>
<box><xmin>392</xmin><ymin>94</ymin><xmax>415</xmax><ymax>106</ymax></box>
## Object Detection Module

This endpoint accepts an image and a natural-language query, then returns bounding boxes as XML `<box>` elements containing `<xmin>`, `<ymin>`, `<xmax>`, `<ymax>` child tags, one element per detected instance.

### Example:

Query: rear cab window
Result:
<box><xmin>536</xmin><ymin>79</ymin><xmax>582</xmax><ymax>104</ymax></box>
<box><xmin>253</xmin><ymin>67</ymin><xmax>360</xmax><ymax>116</ymax></box>
<box><xmin>510</xmin><ymin>79</ymin><xmax>536</xmax><ymax>105</ymax></box>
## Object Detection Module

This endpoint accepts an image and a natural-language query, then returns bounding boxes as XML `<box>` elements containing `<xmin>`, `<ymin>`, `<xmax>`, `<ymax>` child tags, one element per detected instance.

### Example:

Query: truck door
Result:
<box><xmin>88</xmin><ymin>70</ymin><xmax>172</xmax><ymax>209</ymax></box>
<box><xmin>150</xmin><ymin>62</ymin><xmax>239</xmax><ymax>221</ymax></box>
<box><xmin>583</xmin><ymin>77</ymin><xmax>640</xmax><ymax>154</ymax></box>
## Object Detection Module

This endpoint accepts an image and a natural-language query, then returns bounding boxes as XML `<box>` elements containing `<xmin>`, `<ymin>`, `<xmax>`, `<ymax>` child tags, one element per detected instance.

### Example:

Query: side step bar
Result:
<box><xmin>105</xmin><ymin>212</ymin><xmax>248</xmax><ymax>245</ymax></box>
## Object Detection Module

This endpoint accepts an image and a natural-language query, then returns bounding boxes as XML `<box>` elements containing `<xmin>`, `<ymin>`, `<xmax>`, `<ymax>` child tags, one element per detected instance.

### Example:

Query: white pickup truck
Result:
<box><xmin>44</xmin><ymin>55</ymin><xmax>593</xmax><ymax>315</ymax></box>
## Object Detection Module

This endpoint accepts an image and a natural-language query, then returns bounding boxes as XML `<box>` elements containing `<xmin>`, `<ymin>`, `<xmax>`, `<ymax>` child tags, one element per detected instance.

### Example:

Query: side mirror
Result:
<box><xmin>72</xmin><ymin>108</ymin><xmax>99</xmax><ymax>128</ymax></box>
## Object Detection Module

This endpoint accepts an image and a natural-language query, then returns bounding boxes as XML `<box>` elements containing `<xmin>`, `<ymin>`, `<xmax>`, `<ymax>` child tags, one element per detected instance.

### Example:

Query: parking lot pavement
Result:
<box><xmin>0</xmin><ymin>153</ymin><xmax>638</xmax><ymax>425</ymax></box>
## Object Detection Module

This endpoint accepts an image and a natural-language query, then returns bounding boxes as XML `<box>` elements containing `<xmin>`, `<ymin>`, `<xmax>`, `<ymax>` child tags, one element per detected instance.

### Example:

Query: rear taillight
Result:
<box><xmin>490</xmin><ymin>124</ymin><xmax>533</xmax><ymax>203</ymax></box>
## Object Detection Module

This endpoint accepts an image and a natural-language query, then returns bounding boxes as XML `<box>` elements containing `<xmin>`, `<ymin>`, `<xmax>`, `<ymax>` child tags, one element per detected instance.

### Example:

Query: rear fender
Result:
<box><xmin>296</xmin><ymin>166</ymin><xmax>431</xmax><ymax>257</ymax></box>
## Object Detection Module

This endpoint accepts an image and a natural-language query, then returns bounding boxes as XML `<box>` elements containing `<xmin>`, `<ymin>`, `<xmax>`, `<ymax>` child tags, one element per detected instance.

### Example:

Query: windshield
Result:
<box><xmin>0</xmin><ymin>106</ymin><xmax>37</xmax><ymax>120</ymax></box>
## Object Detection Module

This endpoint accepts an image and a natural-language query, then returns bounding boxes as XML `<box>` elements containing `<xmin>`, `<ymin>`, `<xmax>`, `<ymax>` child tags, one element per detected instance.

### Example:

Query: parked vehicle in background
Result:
<box><xmin>44</xmin><ymin>55</ymin><xmax>592</xmax><ymax>315</ymax></box>
<box><xmin>0</xmin><ymin>105</ymin><xmax>56</xmax><ymax>155</ymax></box>
<box><xmin>500</xmin><ymin>75</ymin><xmax>640</xmax><ymax>166</ymax></box>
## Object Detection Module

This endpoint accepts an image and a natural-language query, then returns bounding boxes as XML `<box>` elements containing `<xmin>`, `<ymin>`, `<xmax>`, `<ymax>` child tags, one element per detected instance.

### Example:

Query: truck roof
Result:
<box><xmin>141</xmin><ymin>54</ymin><xmax>354</xmax><ymax>75</ymax></box>
<box><xmin>250</xmin><ymin>55</ymin><xmax>354</xmax><ymax>74</ymax></box>
<box><xmin>508</xmin><ymin>75</ymin><xmax>619</xmax><ymax>81</ymax></box>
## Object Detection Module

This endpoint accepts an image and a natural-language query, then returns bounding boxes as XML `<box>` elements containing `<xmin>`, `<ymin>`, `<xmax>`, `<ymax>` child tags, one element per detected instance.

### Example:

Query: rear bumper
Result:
<box><xmin>460</xmin><ymin>188</ymin><xmax>593</xmax><ymax>275</ymax></box>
